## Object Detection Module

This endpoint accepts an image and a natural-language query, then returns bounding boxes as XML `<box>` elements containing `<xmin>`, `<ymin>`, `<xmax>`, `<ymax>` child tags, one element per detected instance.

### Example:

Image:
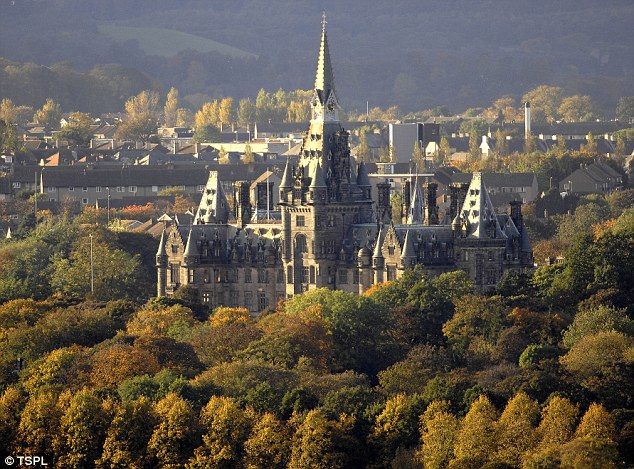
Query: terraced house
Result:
<box><xmin>156</xmin><ymin>17</ymin><xmax>533</xmax><ymax>312</ymax></box>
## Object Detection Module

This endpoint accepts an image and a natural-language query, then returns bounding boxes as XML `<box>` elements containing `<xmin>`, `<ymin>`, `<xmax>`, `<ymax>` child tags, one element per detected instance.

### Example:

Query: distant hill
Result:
<box><xmin>0</xmin><ymin>0</ymin><xmax>632</xmax><ymax>114</ymax></box>
<box><xmin>98</xmin><ymin>25</ymin><xmax>257</xmax><ymax>59</ymax></box>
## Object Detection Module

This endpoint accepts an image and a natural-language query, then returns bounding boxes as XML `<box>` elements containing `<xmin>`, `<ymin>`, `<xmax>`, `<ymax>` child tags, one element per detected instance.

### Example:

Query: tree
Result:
<box><xmin>616</xmin><ymin>96</ymin><xmax>634</xmax><ymax>123</ymax></box>
<box><xmin>16</xmin><ymin>391</ymin><xmax>61</xmax><ymax>462</ymax></box>
<box><xmin>194</xmin><ymin>102</ymin><xmax>221</xmax><ymax>142</ymax></box>
<box><xmin>412</xmin><ymin>140</ymin><xmax>425</xmax><ymax>166</ymax></box>
<box><xmin>452</xmin><ymin>395</ymin><xmax>498</xmax><ymax>466</ymax></box>
<box><xmin>219</xmin><ymin>97</ymin><xmax>236</xmax><ymax>125</ymax></box>
<box><xmin>438</xmin><ymin>136</ymin><xmax>451</xmax><ymax>165</ymax></box>
<box><xmin>535</xmin><ymin>396</ymin><xmax>579</xmax><ymax>451</ymax></box>
<box><xmin>55</xmin><ymin>389</ymin><xmax>108</xmax><ymax>469</ymax></box>
<box><xmin>494</xmin><ymin>392</ymin><xmax>539</xmax><ymax>466</ymax></box>
<box><xmin>176</xmin><ymin>108</ymin><xmax>194</xmax><ymax>127</ymax></box>
<box><xmin>288</xmin><ymin>409</ymin><xmax>358</xmax><ymax>469</ymax></box>
<box><xmin>562</xmin><ymin>304</ymin><xmax>633</xmax><ymax>349</ymax></box>
<box><xmin>575</xmin><ymin>403</ymin><xmax>616</xmax><ymax>441</ymax></box>
<box><xmin>56</xmin><ymin>112</ymin><xmax>92</xmax><ymax>146</ymax></box>
<box><xmin>188</xmin><ymin>396</ymin><xmax>253</xmax><ymax>468</ymax></box>
<box><xmin>218</xmin><ymin>145</ymin><xmax>229</xmax><ymax>164</ymax></box>
<box><xmin>256</xmin><ymin>89</ymin><xmax>274</xmax><ymax>122</ymax></box>
<box><xmin>379</xmin><ymin>144</ymin><xmax>394</xmax><ymax>163</ymax></box>
<box><xmin>116</xmin><ymin>90</ymin><xmax>160</xmax><ymax>143</ymax></box>
<box><xmin>558</xmin><ymin>95</ymin><xmax>598</xmax><ymax>122</ymax></box>
<box><xmin>494</xmin><ymin>128</ymin><xmax>508</xmax><ymax>156</ymax></box>
<box><xmin>0</xmin><ymin>98</ymin><xmax>33</xmax><ymax>125</ymax></box>
<box><xmin>419</xmin><ymin>401</ymin><xmax>459</xmax><ymax>469</ymax></box>
<box><xmin>468</xmin><ymin>130</ymin><xmax>480</xmax><ymax>162</ymax></box>
<box><xmin>356</xmin><ymin>131</ymin><xmax>370</xmax><ymax>163</ymax></box>
<box><xmin>522</xmin><ymin>85</ymin><xmax>564</xmax><ymax>123</ymax></box>
<box><xmin>0</xmin><ymin>118</ymin><xmax>21</xmax><ymax>154</ymax></box>
<box><xmin>0</xmin><ymin>386</ymin><xmax>24</xmax><ymax>456</ymax></box>
<box><xmin>163</xmin><ymin>87</ymin><xmax>179</xmax><ymax>127</ymax></box>
<box><xmin>33</xmin><ymin>98</ymin><xmax>62</xmax><ymax>128</ymax></box>
<box><xmin>369</xmin><ymin>393</ymin><xmax>426</xmax><ymax>466</ymax></box>
<box><xmin>560</xmin><ymin>332</ymin><xmax>634</xmax><ymax>408</ymax></box>
<box><xmin>147</xmin><ymin>393</ymin><xmax>198</xmax><ymax>467</ymax></box>
<box><xmin>97</xmin><ymin>397</ymin><xmax>156</xmax><ymax>469</ymax></box>
<box><xmin>244</xmin><ymin>413</ymin><xmax>291</xmax><ymax>469</ymax></box>
<box><xmin>243</xmin><ymin>143</ymin><xmax>255</xmax><ymax>164</ymax></box>
<box><xmin>238</xmin><ymin>98</ymin><xmax>256</xmax><ymax>127</ymax></box>
<box><xmin>89</xmin><ymin>344</ymin><xmax>161</xmax><ymax>388</ymax></box>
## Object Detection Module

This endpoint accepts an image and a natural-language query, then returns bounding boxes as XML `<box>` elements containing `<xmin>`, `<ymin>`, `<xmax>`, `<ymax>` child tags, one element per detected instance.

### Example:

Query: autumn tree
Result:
<box><xmin>412</xmin><ymin>140</ymin><xmax>425</xmax><ymax>167</ymax></box>
<box><xmin>163</xmin><ymin>87</ymin><xmax>179</xmax><ymax>127</ymax></box>
<box><xmin>116</xmin><ymin>90</ymin><xmax>160</xmax><ymax>143</ymax></box>
<box><xmin>188</xmin><ymin>396</ymin><xmax>253</xmax><ymax>468</ymax></box>
<box><xmin>244</xmin><ymin>412</ymin><xmax>291</xmax><ymax>469</ymax></box>
<box><xmin>522</xmin><ymin>85</ymin><xmax>564</xmax><ymax>123</ymax></box>
<box><xmin>558</xmin><ymin>95</ymin><xmax>598</xmax><ymax>122</ymax></box>
<box><xmin>493</xmin><ymin>392</ymin><xmax>539</xmax><ymax>466</ymax></box>
<box><xmin>219</xmin><ymin>97</ymin><xmax>236</xmax><ymax>125</ymax></box>
<box><xmin>288</xmin><ymin>410</ymin><xmax>358</xmax><ymax>469</ymax></box>
<box><xmin>0</xmin><ymin>386</ymin><xmax>24</xmax><ymax>455</ymax></box>
<box><xmin>452</xmin><ymin>395</ymin><xmax>498</xmax><ymax>466</ymax></box>
<box><xmin>535</xmin><ymin>396</ymin><xmax>579</xmax><ymax>451</ymax></box>
<box><xmin>0</xmin><ymin>98</ymin><xmax>33</xmax><ymax>125</ymax></box>
<box><xmin>615</xmin><ymin>96</ymin><xmax>634</xmax><ymax>123</ymax></box>
<box><xmin>56</xmin><ymin>112</ymin><xmax>92</xmax><ymax>146</ymax></box>
<box><xmin>97</xmin><ymin>397</ymin><xmax>156</xmax><ymax>469</ymax></box>
<box><xmin>16</xmin><ymin>391</ymin><xmax>62</xmax><ymax>462</ymax></box>
<box><xmin>243</xmin><ymin>142</ymin><xmax>255</xmax><ymax>164</ymax></box>
<box><xmin>238</xmin><ymin>98</ymin><xmax>256</xmax><ymax>127</ymax></box>
<box><xmin>468</xmin><ymin>130</ymin><xmax>480</xmax><ymax>163</ymax></box>
<box><xmin>33</xmin><ymin>98</ymin><xmax>62</xmax><ymax>128</ymax></box>
<box><xmin>194</xmin><ymin>102</ymin><xmax>221</xmax><ymax>142</ymax></box>
<box><xmin>147</xmin><ymin>393</ymin><xmax>198</xmax><ymax>467</ymax></box>
<box><xmin>438</xmin><ymin>136</ymin><xmax>451</xmax><ymax>165</ymax></box>
<box><xmin>55</xmin><ymin>389</ymin><xmax>108</xmax><ymax>468</ymax></box>
<box><xmin>419</xmin><ymin>401</ymin><xmax>459</xmax><ymax>469</ymax></box>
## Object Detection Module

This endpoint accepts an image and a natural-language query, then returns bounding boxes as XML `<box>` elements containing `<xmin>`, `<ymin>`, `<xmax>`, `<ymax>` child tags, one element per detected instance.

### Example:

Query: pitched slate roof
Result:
<box><xmin>452</xmin><ymin>172</ymin><xmax>536</xmax><ymax>187</ymax></box>
<box><xmin>459</xmin><ymin>172</ymin><xmax>506</xmax><ymax>239</ymax></box>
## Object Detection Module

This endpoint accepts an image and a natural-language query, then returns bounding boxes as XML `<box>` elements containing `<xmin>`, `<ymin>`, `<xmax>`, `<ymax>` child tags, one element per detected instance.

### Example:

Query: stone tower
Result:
<box><xmin>279</xmin><ymin>14</ymin><xmax>374</xmax><ymax>297</ymax></box>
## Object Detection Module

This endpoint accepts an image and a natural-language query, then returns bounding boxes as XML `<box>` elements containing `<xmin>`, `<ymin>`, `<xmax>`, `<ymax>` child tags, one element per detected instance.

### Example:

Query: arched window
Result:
<box><xmin>295</xmin><ymin>234</ymin><xmax>308</xmax><ymax>253</ymax></box>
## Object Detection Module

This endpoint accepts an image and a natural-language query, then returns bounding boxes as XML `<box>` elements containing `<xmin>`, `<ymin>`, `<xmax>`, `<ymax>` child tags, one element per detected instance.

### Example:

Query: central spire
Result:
<box><xmin>314</xmin><ymin>11</ymin><xmax>335</xmax><ymax>103</ymax></box>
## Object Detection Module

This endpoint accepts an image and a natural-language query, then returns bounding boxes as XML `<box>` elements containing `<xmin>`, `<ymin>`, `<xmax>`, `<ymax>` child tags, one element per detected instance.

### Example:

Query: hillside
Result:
<box><xmin>0</xmin><ymin>0</ymin><xmax>632</xmax><ymax>114</ymax></box>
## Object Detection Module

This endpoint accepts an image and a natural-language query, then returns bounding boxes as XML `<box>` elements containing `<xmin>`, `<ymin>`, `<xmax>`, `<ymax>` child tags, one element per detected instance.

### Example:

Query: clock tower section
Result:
<box><xmin>280</xmin><ymin>14</ymin><xmax>374</xmax><ymax>297</ymax></box>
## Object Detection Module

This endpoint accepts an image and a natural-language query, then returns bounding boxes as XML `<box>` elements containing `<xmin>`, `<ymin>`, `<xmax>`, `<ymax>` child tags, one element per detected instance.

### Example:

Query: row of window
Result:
<box><xmin>201</xmin><ymin>290</ymin><xmax>278</xmax><ymax>312</ymax></box>
<box><xmin>175</xmin><ymin>267</ymin><xmax>286</xmax><ymax>285</ymax></box>
<box><xmin>32</xmin><ymin>184</ymin><xmax>206</xmax><ymax>193</ymax></box>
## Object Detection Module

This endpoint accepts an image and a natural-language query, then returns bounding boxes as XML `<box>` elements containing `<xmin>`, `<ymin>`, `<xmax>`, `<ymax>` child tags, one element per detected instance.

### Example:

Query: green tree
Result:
<box><xmin>0</xmin><ymin>118</ymin><xmax>22</xmax><ymax>154</ymax></box>
<box><xmin>256</xmin><ymin>89</ymin><xmax>274</xmax><ymax>122</ymax></box>
<box><xmin>33</xmin><ymin>98</ymin><xmax>62</xmax><ymax>128</ymax></box>
<box><xmin>452</xmin><ymin>395</ymin><xmax>498</xmax><ymax>466</ymax></box>
<box><xmin>438</xmin><ymin>136</ymin><xmax>451</xmax><ymax>166</ymax></box>
<box><xmin>56</xmin><ymin>112</ymin><xmax>92</xmax><ymax>146</ymax></box>
<box><xmin>468</xmin><ymin>130</ymin><xmax>480</xmax><ymax>162</ymax></box>
<box><xmin>562</xmin><ymin>304</ymin><xmax>634</xmax><ymax>348</ymax></box>
<box><xmin>412</xmin><ymin>140</ymin><xmax>425</xmax><ymax>166</ymax></box>
<box><xmin>0</xmin><ymin>98</ymin><xmax>33</xmax><ymax>125</ymax></box>
<box><xmin>494</xmin><ymin>128</ymin><xmax>508</xmax><ymax>156</ymax></box>
<box><xmin>147</xmin><ymin>393</ymin><xmax>198</xmax><ymax>468</ymax></box>
<box><xmin>244</xmin><ymin>413</ymin><xmax>291</xmax><ymax>469</ymax></box>
<box><xmin>379</xmin><ymin>144</ymin><xmax>394</xmax><ymax>163</ymax></box>
<box><xmin>164</xmin><ymin>87</ymin><xmax>179</xmax><ymax>127</ymax></box>
<box><xmin>238</xmin><ymin>98</ymin><xmax>256</xmax><ymax>127</ymax></box>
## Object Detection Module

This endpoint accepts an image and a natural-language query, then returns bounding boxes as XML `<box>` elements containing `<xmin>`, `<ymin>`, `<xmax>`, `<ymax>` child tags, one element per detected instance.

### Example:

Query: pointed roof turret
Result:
<box><xmin>373</xmin><ymin>226</ymin><xmax>385</xmax><ymax>259</ymax></box>
<box><xmin>194</xmin><ymin>171</ymin><xmax>230</xmax><ymax>224</ymax></box>
<box><xmin>407</xmin><ymin>181</ymin><xmax>425</xmax><ymax>224</ymax></box>
<box><xmin>314</xmin><ymin>11</ymin><xmax>335</xmax><ymax>103</ymax></box>
<box><xmin>401</xmin><ymin>230</ymin><xmax>416</xmax><ymax>259</ymax></box>
<box><xmin>183</xmin><ymin>227</ymin><xmax>198</xmax><ymax>260</ymax></box>
<box><xmin>156</xmin><ymin>229</ymin><xmax>167</xmax><ymax>257</ymax></box>
<box><xmin>357</xmin><ymin>161</ymin><xmax>371</xmax><ymax>187</ymax></box>
<box><xmin>309</xmin><ymin>161</ymin><xmax>327</xmax><ymax>188</ymax></box>
<box><xmin>459</xmin><ymin>172</ymin><xmax>506</xmax><ymax>239</ymax></box>
<box><xmin>280</xmin><ymin>159</ymin><xmax>293</xmax><ymax>188</ymax></box>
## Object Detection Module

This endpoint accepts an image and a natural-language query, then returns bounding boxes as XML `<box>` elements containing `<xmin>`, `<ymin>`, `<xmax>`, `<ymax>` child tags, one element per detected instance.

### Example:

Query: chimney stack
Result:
<box><xmin>524</xmin><ymin>102</ymin><xmax>531</xmax><ymax>139</ymax></box>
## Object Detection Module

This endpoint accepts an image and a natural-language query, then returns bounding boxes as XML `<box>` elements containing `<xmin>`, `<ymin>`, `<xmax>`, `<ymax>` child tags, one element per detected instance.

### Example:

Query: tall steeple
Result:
<box><xmin>314</xmin><ymin>11</ymin><xmax>336</xmax><ymax>105</ymax></box>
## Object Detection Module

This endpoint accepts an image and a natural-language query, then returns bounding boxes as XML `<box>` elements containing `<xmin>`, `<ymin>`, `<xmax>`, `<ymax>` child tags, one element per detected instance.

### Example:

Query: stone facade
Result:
<box><xmin>156</xmin><ymin>18</ymin><xmax>533</xmax><ymax>312</ymax></box>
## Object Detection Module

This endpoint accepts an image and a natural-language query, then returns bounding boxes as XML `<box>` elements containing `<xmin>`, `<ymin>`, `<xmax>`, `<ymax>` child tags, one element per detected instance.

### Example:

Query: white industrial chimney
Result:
<box><xmin>524</xmin><ymin>102</ymin><xmax>531</xmax><ymax>139</ymax></box>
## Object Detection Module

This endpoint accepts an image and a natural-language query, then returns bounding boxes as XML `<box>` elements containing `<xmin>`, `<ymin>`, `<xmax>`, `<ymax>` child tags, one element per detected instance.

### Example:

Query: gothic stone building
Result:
<box><xmin>156</xmin><ymin>18</ymin><xmax>533</xmax><ymax>312</ymax></box>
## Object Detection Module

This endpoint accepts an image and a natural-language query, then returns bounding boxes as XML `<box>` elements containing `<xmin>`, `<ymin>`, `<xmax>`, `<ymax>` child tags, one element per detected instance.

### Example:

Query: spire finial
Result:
<box><xmin>322</xmin><ymin>10</ymin><xmax>327</xmax><ymax>32</ymax></box>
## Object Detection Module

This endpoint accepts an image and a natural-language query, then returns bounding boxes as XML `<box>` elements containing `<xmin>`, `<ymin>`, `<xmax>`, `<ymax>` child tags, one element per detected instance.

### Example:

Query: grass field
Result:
<box><xmin>98</xmin><ymin>25</ymin><xmax>257</xmax><ymax>59</ymax></box>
